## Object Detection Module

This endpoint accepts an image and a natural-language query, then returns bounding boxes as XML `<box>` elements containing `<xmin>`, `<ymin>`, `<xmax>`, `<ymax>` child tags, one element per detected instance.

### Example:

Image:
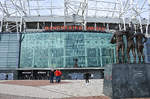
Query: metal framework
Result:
<box><xmin>0</xmin><ymin>0</ymin><xmax>149</xmax><ymax>35</ymax></box>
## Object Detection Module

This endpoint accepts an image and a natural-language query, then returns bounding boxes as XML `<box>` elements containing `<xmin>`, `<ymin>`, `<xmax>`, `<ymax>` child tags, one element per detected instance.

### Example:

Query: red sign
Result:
<box><xmin>44</xmin><ymin>26</ymin><xmax>106</xmax><ymax>31</ymax></box>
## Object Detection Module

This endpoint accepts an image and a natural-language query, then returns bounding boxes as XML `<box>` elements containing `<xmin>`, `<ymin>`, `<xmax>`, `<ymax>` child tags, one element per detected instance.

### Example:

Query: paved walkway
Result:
<box><xmin>0</xmin><ymin>79</ymin><xmax>104</xmax><ymax>99</ymax></box>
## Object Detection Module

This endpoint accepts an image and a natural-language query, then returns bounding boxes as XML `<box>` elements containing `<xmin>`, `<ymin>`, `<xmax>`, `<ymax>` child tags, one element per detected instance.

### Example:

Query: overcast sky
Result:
<box><xmin>0</xmin><ymin>0</ymin><xmax>149</xmax><ymax>19</ymax></box>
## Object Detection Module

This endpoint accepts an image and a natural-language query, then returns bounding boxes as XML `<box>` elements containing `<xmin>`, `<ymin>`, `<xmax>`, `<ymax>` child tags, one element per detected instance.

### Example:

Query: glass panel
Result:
<box><xmin>7</xmin><ymin>62</ymin><xmax>17</xmax><ymax>67</ymax></box>
<box><xmin>87</xmin><ymin>57</ymin><xmax>98</xmax><ymax>66</ymax></box>
<box><xmin>0</xmin><ymin>34</ymin><xmax>19</xmax><ymax>68</ymax></box>
<box><xmin>0</xmin><ymin>32</ymin><xmax>149</xmax><ymax>69</ymax></box>
<box><xmin>20</xmin><ymin>47</ymin><xmax>33</xmax><ymax>68</ymax></box>
<box><xmin>0</xmin><ymin>57</ymin><xmax>7</xmax><ymax>62</ymax></box>
<box><xmin>0</xmin><ymin>46</ymin><xmax>8</xmax><ymax>52</ymax></box>
<box><xmin>146</xmin><ymin>39</ymin><xmax>150</xmax><ymax>63</ymax></box>
<box><xmin>0</xmin><ymin>34</ymin><xmax>9</xmax><ymax>40</ymax></box>
<box><xmin>20</xmin><ymin>32</ymin><xmax>116</xmax><ymax>68</ymax></box>
<box><xmin>0</xmin><ymin>62</ymin><xmax>7</xmax><ymax>67</ymax></box>
<box><xmin>0</xmin><ymin>52</ymin><xmax>8</xmax><ymax>57</ymax></box>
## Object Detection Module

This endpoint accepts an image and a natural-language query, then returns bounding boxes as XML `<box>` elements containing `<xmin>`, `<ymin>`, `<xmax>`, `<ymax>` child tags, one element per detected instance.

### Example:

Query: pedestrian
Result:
<box><xmin>49</xmin><ymin>69</ymin><xmax>55</xmax><ymax>83</ymax></box>
<box><xmin>5</xmin><ymin>74</ymin><xmax>8</xmax><ymax>80</ymax></box>
<box><xmin>54</xmin><ymin>69</ymin><xmax>62</xmax><ymax>83</ymax></box>
<box><xmin>84</xmin><ymin>72</ymin><xmax>91</xmax><ymax>83</ymax></box>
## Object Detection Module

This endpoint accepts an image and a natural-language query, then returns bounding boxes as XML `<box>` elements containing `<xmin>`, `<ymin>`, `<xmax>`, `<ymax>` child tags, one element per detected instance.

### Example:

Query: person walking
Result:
<box><xmin>49</xmin><ymin>69</ymin><xmax>55</xmax><ymax>83</ymax></box>
<box><xmin>54</xmin><ymin>69</ymin><xmax>62</xmax><ymax>83</ymax></box>
<box><xmin>84</xmin><ymin>72</ymin><xmax>91</xmax><ymax>83</ymax></box>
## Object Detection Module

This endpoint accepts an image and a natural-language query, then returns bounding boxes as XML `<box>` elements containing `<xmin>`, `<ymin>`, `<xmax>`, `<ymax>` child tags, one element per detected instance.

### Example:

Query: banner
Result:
<box><xmin>0</xmin><ymin>73</ymin><xmax>13</xmax><ymax>80</ymax></box>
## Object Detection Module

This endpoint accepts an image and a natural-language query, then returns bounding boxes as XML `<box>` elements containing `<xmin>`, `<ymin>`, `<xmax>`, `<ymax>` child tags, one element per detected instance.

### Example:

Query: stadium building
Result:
<box><xmin>0</xmin><ymin>0</ymin><xmax>150</xmax><ymax>80</ymax></box>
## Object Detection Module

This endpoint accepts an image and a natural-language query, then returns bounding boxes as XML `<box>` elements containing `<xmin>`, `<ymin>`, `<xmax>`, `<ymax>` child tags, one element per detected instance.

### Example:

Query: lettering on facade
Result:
<box><xmin>22</xmin><ymin>72</ymin><xmax>31</xmax><ymax>74</ymax></box>
<box><xmin>38</xmin><ymin>72</ymin><xmax>46</xmax><ymax>74</ymax></box>
<box><xmin>44</xmin><ymin>26</ymin><xmax>106</xmax><ymax>31</ymax></box>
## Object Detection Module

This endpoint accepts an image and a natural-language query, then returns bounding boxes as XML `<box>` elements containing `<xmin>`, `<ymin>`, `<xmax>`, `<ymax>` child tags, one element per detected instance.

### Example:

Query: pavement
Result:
<box><xmin>0</xmin><ymin>79</ymin><xmax>106</xmax><ymax>99</ymax></box>
<box><xmin>0</xmin><ymin>80</ymin><xmax>149</xmax><ymax>99</ymax></box>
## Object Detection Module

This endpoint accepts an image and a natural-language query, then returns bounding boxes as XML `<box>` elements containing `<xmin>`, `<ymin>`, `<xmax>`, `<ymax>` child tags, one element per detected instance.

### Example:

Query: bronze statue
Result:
<box><xmin>125</xmin><ymin>24</ymin><xmax>136</xmax><ymax>63</ymax></box>
<box><xmin>134</xmin><ymin>31</ymin><xmax>147</xmax><ymax>63</ymax></box>
<box><xmin>74</xmin><ymin>58</ymin><xmax>78</xmax><ymax>68</ymax></box>
<box><xmin>110</xmin><ymin>30</ymin><xmax>125</xmax><ymax>63</ymax></box>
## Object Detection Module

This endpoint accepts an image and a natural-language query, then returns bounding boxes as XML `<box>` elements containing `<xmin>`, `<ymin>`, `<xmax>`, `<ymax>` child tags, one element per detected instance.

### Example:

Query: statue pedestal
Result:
<box><xmin>103</xmin><ymin>64</ymin><xmax>150</xmax><ymax>99</ymax></box>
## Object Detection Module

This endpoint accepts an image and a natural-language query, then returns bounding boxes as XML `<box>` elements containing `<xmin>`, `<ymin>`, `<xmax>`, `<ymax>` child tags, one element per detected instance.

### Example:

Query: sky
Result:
<box><xmin>0</xmin><ymin>0</ymin><xmax>149</xmax><ymax>19</ymax></box>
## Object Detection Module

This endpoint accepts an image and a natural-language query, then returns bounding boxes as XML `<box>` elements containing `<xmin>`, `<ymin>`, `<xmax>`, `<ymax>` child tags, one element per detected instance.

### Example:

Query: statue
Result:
<box><xmin>134</xmin><ymin>30</ymin><xmax>147</xmax><ymax>63</ymax></box>
<box><xmin>110</xmin><ymin>30</ymin><xmax>125</xmax><ymax>63</ymax></box>
<box><xmin>74</xmin><ymin>58</ymin><xmax>78</xmax><ymax>68</ymax></box>
<box><xmin>124</xmin><ymin>23</ymin><xmax>136</xmax><ymax>63</ymax></box>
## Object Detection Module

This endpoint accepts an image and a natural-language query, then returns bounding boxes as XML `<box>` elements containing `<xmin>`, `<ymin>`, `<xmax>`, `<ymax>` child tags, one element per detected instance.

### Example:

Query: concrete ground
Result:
<box><xmin>0</xmin><ymin>79</ymin><xmax>108</xmax><ymax>99</ymax></box>
<box><xmin>0</xmin><ymin>80</ymin><xmax>150</xmax><ymax>99</ymax></box>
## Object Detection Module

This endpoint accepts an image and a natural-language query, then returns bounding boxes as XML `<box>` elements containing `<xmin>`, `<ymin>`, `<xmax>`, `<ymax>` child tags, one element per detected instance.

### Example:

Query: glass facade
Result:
<box><xmin>0</xmin><ymin>32</ymin><xmax>149</xmax><ymax>69</ymax></box>
<box><xmin>0</xmin><ymin>34</ymin><xmax>19</xmax><ymax>68</ymax></box>
<box><xmin>145</xmin><ymin>39</ymin><xmax>150</xmax><ymax>63</ymax></box>
<box><xmin>20</xmin><ymin>32</ymin><xmax>116</xmax><ymax>68</ymax></box>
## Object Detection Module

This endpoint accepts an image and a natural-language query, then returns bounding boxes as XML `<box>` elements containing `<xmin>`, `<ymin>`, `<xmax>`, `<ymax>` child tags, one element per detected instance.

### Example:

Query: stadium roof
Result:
<box><xmin>0</xmin><ymin>0</ymin><xmax>150</xmax><ymax>35</ymax></box>
<box><xmin>0</xmin><ymin>0</ymin><xmax>149</xmax><ymax>19</ymax></box>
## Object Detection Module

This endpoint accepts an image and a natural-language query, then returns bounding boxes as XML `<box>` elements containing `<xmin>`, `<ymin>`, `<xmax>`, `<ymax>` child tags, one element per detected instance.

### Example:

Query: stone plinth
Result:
<box><xmin>103</xmin><ymin>64</ymin><xmax>150</xmax><ymax>99</ymax></box>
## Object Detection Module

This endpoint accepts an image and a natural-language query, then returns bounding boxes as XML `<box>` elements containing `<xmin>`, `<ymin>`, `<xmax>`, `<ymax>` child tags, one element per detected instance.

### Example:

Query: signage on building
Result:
<box><xmin>22</xmin><ymin>72</ymin><xmax>31</xmax><ymax>74</ymax></box>
<box><xmin>38</xmin><ymin>72</ymin><xmax>46</xmax><ymax>74</ymax></box>
<box><xmin>44</xmin><ymin>26</ymin><xmax>106</xmax><ymax>32</ymax></box>
<box><xmin>8</xmin><ymin>73</ymin><xmax>13</xmax><ymax>80</ymax></box>
<box><xmin>0</xmin><ymin>73</ymin><xmax>13</xmax><ymax>80</ymax></box>
<box><xmin>0</xmin><ymin>73</ymin><xmax>6</xmax><ymax>80</ymax></box>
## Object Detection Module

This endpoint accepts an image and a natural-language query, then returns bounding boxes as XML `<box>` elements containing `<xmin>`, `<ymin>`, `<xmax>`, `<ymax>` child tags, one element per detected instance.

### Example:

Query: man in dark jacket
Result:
<box><xmin>50</xmin><ymin>69</ymin><xmax>55</xmax><ymax>83</ymax></box>
<box><xmin>84</xmin><ymin>72</ymin><xmax>91</xmax><ymax>83</ymax></box>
